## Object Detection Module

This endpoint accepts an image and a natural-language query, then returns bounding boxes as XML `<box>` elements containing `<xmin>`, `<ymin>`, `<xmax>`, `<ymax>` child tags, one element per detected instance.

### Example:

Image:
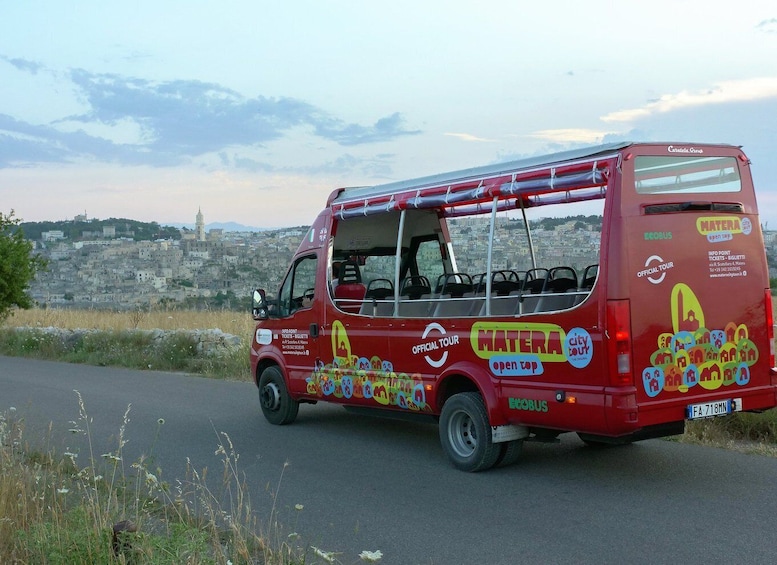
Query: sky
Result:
<box><xmin>1</xmin><ymin>0</ymin><xmax>776</xmax><ymax>229</ymax></box>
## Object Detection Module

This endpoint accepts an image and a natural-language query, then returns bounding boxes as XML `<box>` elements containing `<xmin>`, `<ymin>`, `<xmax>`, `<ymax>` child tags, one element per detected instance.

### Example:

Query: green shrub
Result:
<box><xmin>152</xmin><ymin>332</ymin><xmax>200</xmax><ymax>371</ymax></box>
<box><xmin>17</xmin><ymin>507</ymin><xmax>113</xmax><ymax>565</ymax></box>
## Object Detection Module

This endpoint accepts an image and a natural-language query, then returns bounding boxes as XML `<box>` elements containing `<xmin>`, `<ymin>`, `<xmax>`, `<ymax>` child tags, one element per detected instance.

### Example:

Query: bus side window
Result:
<box><xmin>278</xmin><ymin>254</ymin><xmax>318</xmax><ymax>317</ymax></box>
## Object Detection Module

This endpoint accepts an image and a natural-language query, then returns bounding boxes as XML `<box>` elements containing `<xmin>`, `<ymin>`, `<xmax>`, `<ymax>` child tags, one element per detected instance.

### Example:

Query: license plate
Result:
<box><xmin>686</xmin><ymin>399</ymin><xmax>732</xmax><ymax>420</ymax></box>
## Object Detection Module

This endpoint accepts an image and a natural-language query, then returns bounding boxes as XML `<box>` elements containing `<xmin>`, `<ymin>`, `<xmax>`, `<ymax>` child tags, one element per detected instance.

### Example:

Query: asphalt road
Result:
<box><xmin>3</xmin><ymin>355</ymin><xmax>777</xmax><ymax>564</ymax></box>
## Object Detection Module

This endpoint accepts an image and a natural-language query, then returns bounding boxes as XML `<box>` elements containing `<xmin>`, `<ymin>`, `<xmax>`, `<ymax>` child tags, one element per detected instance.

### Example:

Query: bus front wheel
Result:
<box><xmin>439</xmin><ymin>392</ymin><xmax>500</xmax><ymax>472</ymax></box>
<box><xmin>258</xmin><ymin>366</ymin><xmax>299</xmax><ymax>425</ymax></box>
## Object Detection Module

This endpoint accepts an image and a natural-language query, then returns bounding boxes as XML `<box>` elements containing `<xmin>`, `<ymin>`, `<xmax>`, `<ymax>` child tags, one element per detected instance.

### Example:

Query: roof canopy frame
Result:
<box><xmin>331</xmin><ymin>144</ymin><xmax>626</xmax><ymax>220</ymax></box>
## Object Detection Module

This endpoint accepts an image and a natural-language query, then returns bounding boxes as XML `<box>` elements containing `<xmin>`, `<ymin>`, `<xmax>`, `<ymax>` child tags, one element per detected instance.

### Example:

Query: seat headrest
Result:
<box><xmin>339</xmin><ymin>260</ymin><xmax>362</xmax><ymax>284</ymax></box>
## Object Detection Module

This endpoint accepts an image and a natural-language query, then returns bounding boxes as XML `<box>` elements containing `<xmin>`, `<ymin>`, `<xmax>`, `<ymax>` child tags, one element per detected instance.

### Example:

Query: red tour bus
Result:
<box><xmin>250</xmin><ymin>141</ymin><xmax>777</xmax><ymax>471</ymax></box>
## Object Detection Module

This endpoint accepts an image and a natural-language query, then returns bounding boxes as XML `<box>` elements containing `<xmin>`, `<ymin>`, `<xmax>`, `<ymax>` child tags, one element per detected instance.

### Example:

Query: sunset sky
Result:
<box><xmin>2</xmin><ymin>1</ymin><xmax>776</xmax><ymax>229</ymax></box>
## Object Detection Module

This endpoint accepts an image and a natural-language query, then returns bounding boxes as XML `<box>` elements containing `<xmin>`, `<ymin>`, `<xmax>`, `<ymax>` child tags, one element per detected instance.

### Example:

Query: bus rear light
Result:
<box><xmin>607</xmin><ymin>300</ymin><xmax>633</xmax><ymax>386</ymax></box>
<box><xmin>617</xmin><ymin>352</ymin><xmax>630</xmax><ymax>375</ymax></box>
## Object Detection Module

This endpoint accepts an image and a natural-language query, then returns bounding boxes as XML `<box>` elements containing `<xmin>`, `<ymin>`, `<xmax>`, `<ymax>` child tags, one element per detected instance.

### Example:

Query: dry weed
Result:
<box><xmin>6</xmin><ymin>308</ymin><xmax>255</xmax><ymax>338</ymax></box>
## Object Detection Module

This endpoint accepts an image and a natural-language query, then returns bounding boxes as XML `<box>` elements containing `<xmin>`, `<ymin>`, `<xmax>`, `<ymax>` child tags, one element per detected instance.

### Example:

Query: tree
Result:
<box><xmin>0</xmin><ymin>211</ymin><xmax>48</xmax><ymax>321</ymax></box>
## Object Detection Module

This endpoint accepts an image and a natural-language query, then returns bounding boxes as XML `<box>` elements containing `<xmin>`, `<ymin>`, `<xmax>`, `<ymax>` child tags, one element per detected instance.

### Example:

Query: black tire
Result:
<box><xmin>495</xmin><ymin>439</ymin><xmax>524</xmax><ymax>467</ymax></box>
<box><xmin>258</xmin><ymin>366</ymin><xmax>299</xmax><ymax>425</ymax></box>
<box><xmin>439</xmin><ymin>392</ymin><xmax>500</xmax><ymax>472</ymax></box>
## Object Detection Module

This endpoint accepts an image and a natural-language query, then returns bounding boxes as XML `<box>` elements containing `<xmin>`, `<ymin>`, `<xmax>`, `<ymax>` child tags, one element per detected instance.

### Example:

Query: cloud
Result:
<box><xmin>228</xmin><ymin>151</ymin><xmax>393</xmax><ymax>178</ymax></box>
<box><xmin>0</xmin><ymin>55</ymin><xmax>43</xmax><ymax>74</ymax></box>
<box><xmin>527</xmin><ymin>128</ymin><xmax>611</xmax><ymax>144</ymax></box>
<box><xmin>601</xmin><ymin>77</ymin><xmax>777</xmax><ymax>123</ymax></box>
<box><xmin>756</xmin><ymin>18</ymin><xmax>777</xmax><ymax>34</ymax></box>
<box><xmin>314</xmin><ymin>112</ymin><xmax>421</xmax><ymax>146</ymax></box>
<box><xmin>0</xmin><ymin>113</ymin><xmax>117</xmax><ymax>167</ymax></box>
<box><xmin>0</xmin><ymin>61</ymin><xmax>421</xmax><ymax>169</ymax></box>
<box><xmin>444</xmin><ymin>132</ymin><xmax>496</xmax><ymax>142</ymax></box>
<box><xmin>64</xmin><ymin>70</ymin><xmax>312</xmax><ymax>156</ymax></box>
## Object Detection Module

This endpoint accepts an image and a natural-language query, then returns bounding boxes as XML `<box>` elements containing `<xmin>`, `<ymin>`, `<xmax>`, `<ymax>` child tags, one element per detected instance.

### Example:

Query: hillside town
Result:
<box><xmin>25</xmin><ymin>209</ymin><xmax>777</xmax><ymax>311</ymax></box>
<box><xmin>27</xmin><ymin>209</ymin><xmax>304</xmax><ymax>310</ymax></box>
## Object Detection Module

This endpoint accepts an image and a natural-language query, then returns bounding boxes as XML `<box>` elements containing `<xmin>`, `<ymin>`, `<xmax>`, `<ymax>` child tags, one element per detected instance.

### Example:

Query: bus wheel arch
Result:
<box><xmin>436</xmin><ymin>365</ymin><xmax>505</xmax><ymax>425</ymax></box>
<box><xmin>436</xmin><ymin>372</ymin><xmax>479</xmax><ymax>408</ymax></box>
<box><xmin>254</xmin><ymin>357</ymin><xmax>277</xmax><ymax>387</ymax></box>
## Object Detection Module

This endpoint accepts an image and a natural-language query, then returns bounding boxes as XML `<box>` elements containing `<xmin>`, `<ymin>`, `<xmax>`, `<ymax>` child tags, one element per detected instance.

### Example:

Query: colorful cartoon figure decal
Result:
<box><xmin>642</xmin><ymin>282</ymin><xmax>758</xmax><ymax>398</ymax></box>
<box><xmin>305</xmin><ymin>320</ymin><xmax>431</xmax><ymax>412</ymax></box>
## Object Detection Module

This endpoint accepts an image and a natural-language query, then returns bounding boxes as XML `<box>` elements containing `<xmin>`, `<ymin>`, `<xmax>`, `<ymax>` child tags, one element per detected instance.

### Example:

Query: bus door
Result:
<box><xmin>318</xmin><ymin>253</ymin><xmax>394</xmax><ymax>406</ymax></box>
<box><xmin>275</xmin><ymin>253</ymin><xmax>322</xmax><ymax>396</ymax></box>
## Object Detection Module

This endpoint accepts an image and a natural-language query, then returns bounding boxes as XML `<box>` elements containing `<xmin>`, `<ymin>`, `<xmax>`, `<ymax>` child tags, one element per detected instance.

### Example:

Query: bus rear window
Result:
<box><xmin>634</xmin><ymin>155</ymin><xmax>741</xmax><ymax>194</ymax></box>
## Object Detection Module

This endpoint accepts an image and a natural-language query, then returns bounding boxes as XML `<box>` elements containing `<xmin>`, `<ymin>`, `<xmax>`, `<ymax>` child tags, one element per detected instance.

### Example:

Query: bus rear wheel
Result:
<box><xmin>439</xmin><ymin>392</ymin><xmax>500</xmax><ymax>472</ymax></box>
<box><xmin>258</xmin><ymin>366</ymin><xmax>299</xmax><ymax>425</ymax></box>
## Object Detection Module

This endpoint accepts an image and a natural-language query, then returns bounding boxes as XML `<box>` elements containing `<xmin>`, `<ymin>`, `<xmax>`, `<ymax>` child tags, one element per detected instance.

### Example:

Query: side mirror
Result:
<box><xmin>252</xmin><ymin>289</ymin><xmax>269</xmax><ymax>320</ymax></box>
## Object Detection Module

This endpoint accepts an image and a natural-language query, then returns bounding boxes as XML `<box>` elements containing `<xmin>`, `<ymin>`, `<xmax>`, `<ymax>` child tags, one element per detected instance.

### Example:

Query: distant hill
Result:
<box><xmin>532</xmin><ymin>214</ymin><xmax>602</xmax><ymax>230</ymax></box>
<box><xmin>498</xmin><ymin>214</ymin><xmax>603</xmax><ymax>231</ymax></box>
<box><xmin>19</xmin><ymin>218</ymin><xmax>182</xmax><ymax>241</ymax></box>
<box><xmin>18</xmin><ymin>218</ymin><xmax>268</xmax><ymax>241</ymax></box>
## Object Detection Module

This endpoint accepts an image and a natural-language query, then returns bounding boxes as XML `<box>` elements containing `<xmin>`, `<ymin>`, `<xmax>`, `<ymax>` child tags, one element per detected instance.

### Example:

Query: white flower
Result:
<box><xmin>287</xmin><ymin>532</ymin><xmax>300</xmax><ymax>540</ymax></box>
<box><xmin>295</xmin><ymin>504</ymin><xmax>304</xmax><ymax>511</ymax></box>
<box><xmin>57</xmin><ymin>487</ymin><xmax>70</xmax><ymax>494</ymax></box>
<box><xmin>359</xmin><ymin>550</ymin><xmax>383</xmax><ymax>562</ymax></box>
<box><xmin>157</xmin><ymin>418</ymin><xmax>165</xmax><ymax>425</ymax></box>
<box><xmin>145</xmin><ymin>472</ymin><xmax>158</xmax><ymax>487</ymax></box>
<box><xmin>311</xmin><ymin>546</ymin><xmax>336</xmax><ymax>563</ymax></box>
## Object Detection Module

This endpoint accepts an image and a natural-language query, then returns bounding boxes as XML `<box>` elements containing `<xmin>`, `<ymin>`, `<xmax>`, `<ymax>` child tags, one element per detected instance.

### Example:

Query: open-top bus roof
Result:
<box><xmin>329</xmin><ymin>141</ymin><xmax>634</xmax><ymax>219</ymax></box>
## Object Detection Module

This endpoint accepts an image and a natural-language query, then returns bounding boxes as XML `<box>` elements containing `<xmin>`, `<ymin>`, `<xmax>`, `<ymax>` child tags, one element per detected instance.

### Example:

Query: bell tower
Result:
<box><xmin>195</xmin><ymin>207</ymin><xmax>205</xmax><ymax>241</ymax></box>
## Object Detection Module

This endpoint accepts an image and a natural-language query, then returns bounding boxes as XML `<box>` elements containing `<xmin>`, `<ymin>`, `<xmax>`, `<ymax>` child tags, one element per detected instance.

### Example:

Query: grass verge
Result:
<box><xmin>0</xmin><ymin>326</ymin><xmax>252</xmax><ymax>380</ymax></box>
<box><xmin>0</xmin><ymin>304</ymin><xmax>253</xmax><ymax>382</ymax></box>
<box><xmin>680</xmin><ymin>410</ymin><xmax>777</xmax><ymax>454</ymax></box>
